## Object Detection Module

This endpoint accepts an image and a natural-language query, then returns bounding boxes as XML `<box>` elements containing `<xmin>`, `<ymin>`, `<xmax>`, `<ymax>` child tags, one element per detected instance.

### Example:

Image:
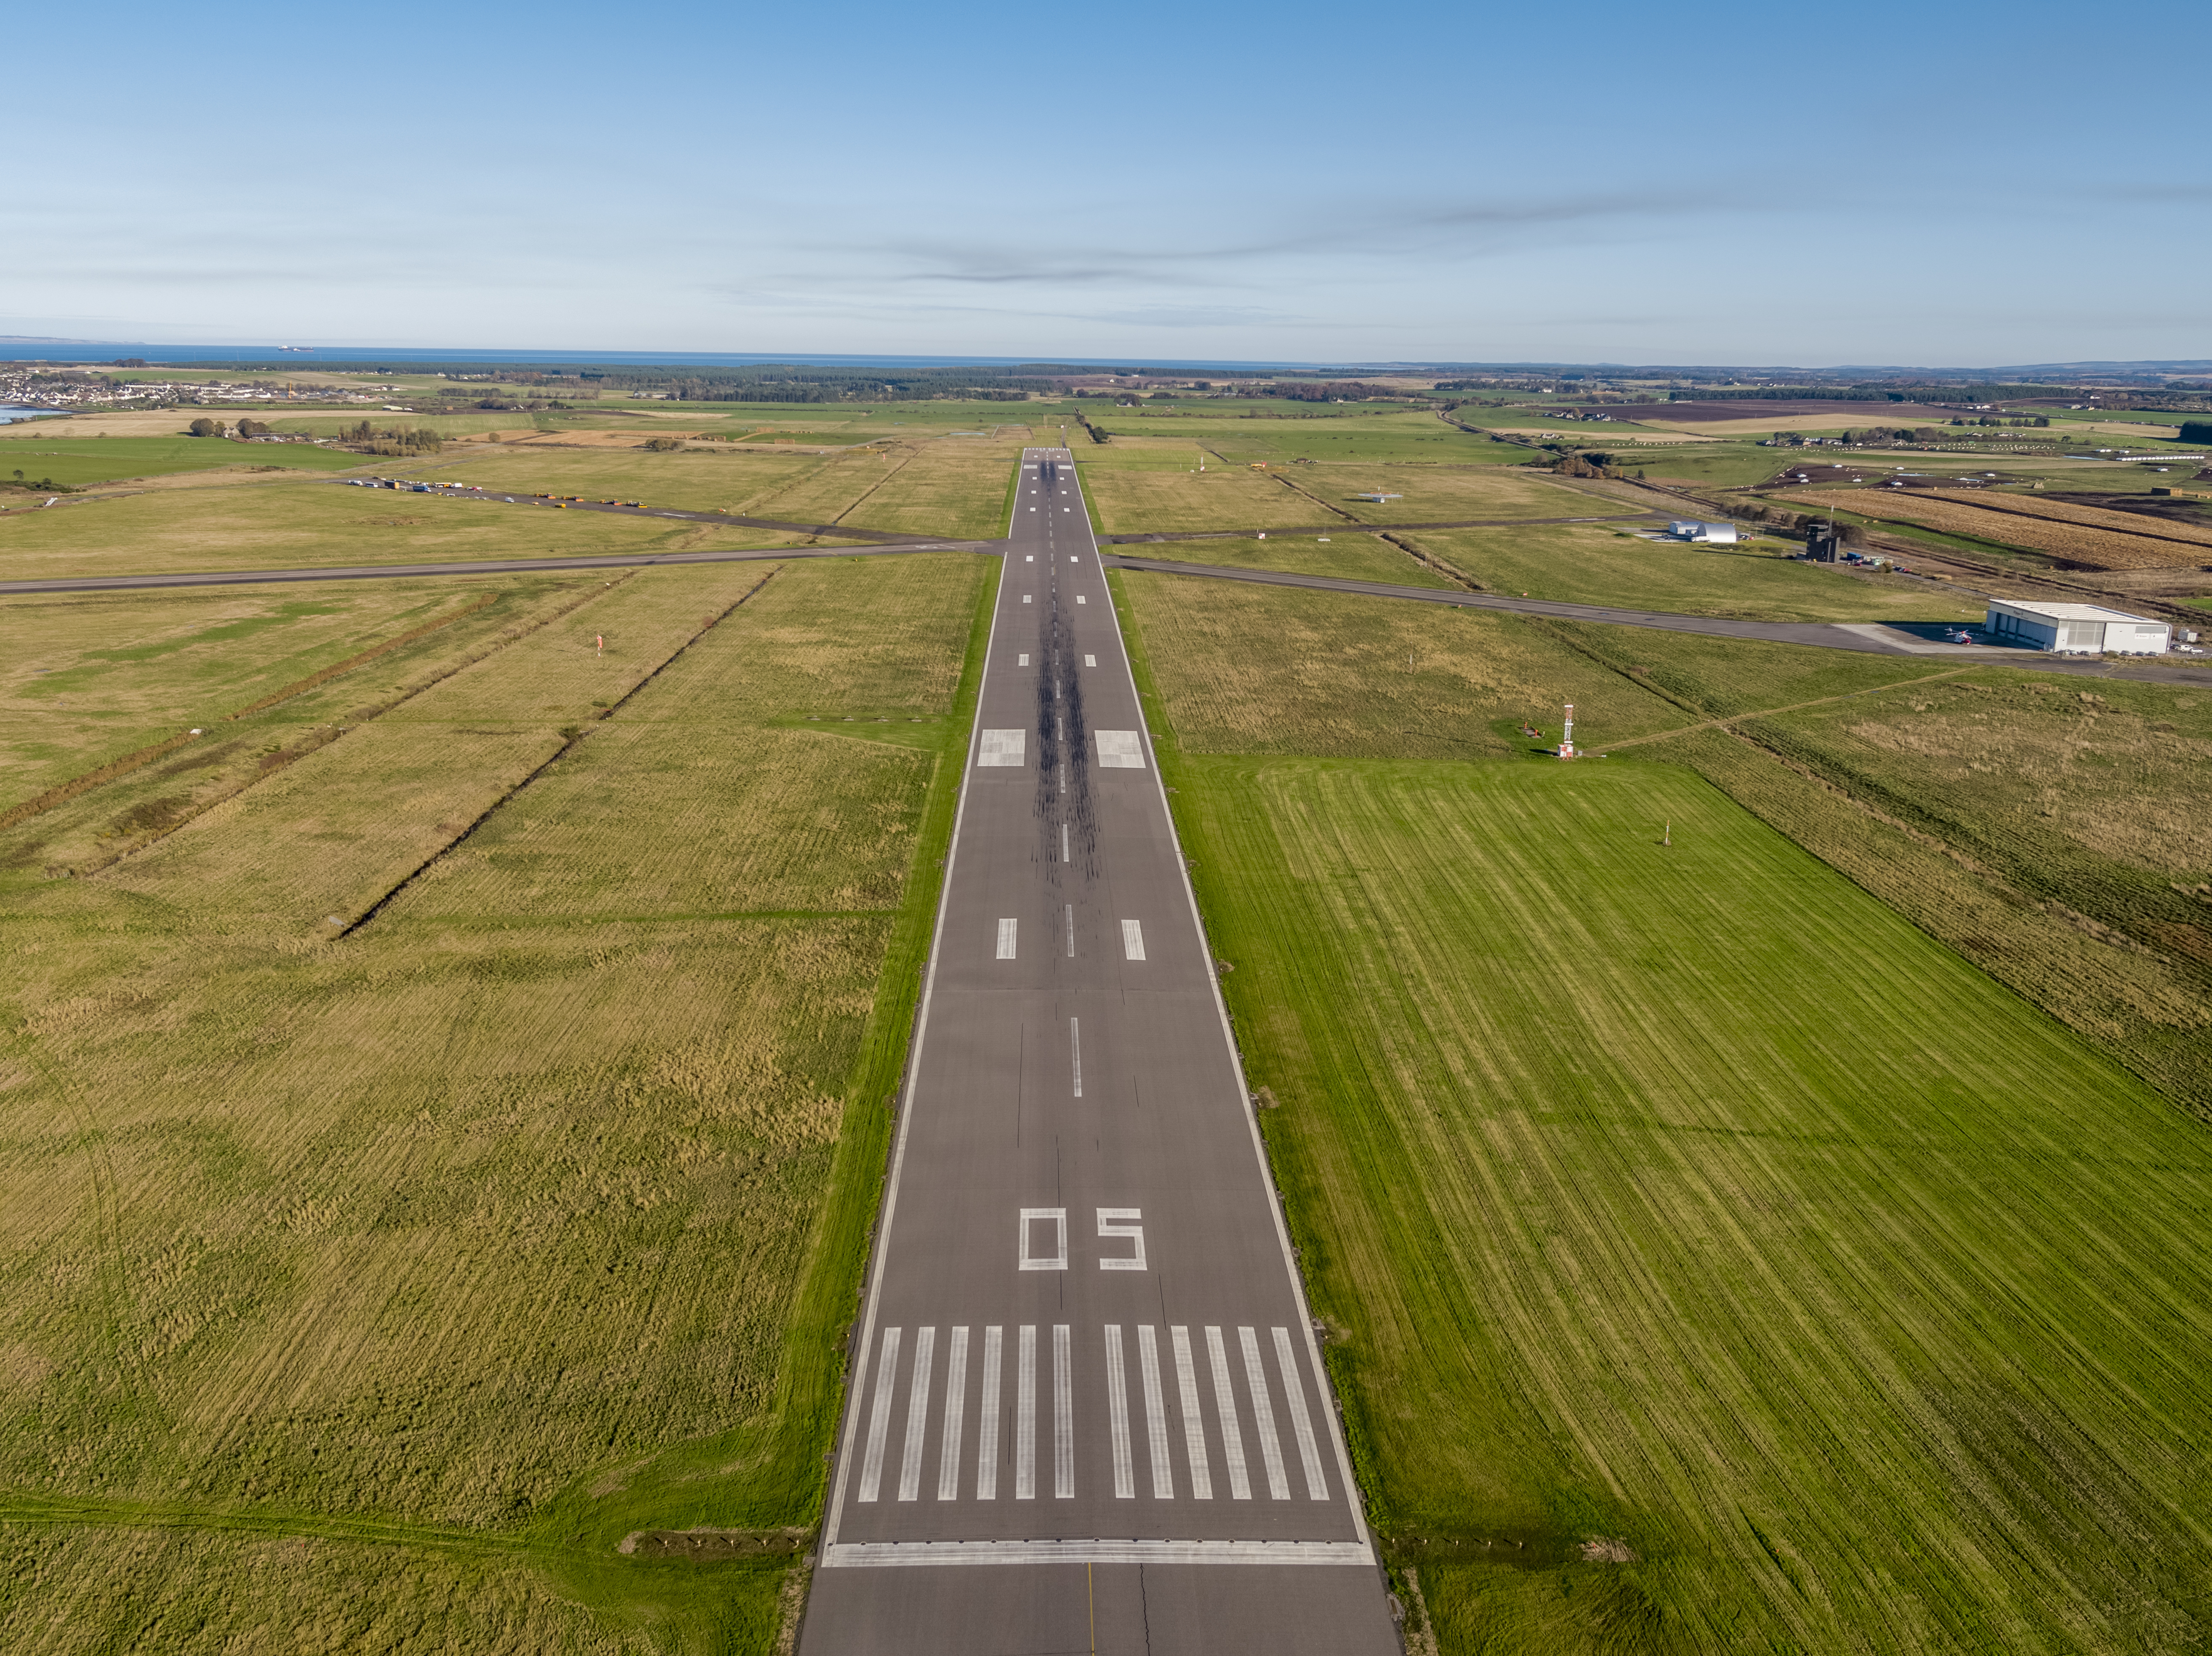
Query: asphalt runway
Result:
<box><xmin>796</xmin><ymin>450</ymin><xmax>1398</xmax><ymax>1655</ymax></box>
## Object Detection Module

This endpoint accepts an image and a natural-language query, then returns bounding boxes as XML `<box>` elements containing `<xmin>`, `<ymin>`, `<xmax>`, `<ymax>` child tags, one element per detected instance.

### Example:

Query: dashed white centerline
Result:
<box><xmin>1070</xmin><ymin>1016</ymin><xmax>1083</xmax><ymax>1097</ymax></box>
<box><xmin>1171</xmin><ymin>1326</ymin><xmax>1212</xmax><ymax>1499</ymax></box>
<box><xmin>939</xmin><ymin>1326</ymin><xmax>968</xmax><ymax>1501</ymax></box>
<box><xmin>1122</xmin><ymin>919</ymin><xmax>1146</xmax><ymax>961</ymax></box>
<box><xmin>1206</xmin><ymin>1325</ymin><xmax>1252</xmax><ymax>1500</ymax></box>
<box><xmin>900</xmin><ymin>1326</ymin><xmax>936</xmax><ymax>1501</ymax></box>
<box><xmin>1065</xmin><ymin>904</ymin><xmax>1074</xmax><ymax>957</ymax></box>
<box><xmin>977</xmin><ymin>1326</ymin><xmax>1003</xmax><ymax>1500</ymax></box>
<box><xmin>1138</xmin><ymin>1324</ymin><xmax>1174</xmax><ymax>1499</ymax></box>
<box><xmin>1061</xmin><ymin>823</ymin><xmax>1070</xmax><ymax>863</ymax></box>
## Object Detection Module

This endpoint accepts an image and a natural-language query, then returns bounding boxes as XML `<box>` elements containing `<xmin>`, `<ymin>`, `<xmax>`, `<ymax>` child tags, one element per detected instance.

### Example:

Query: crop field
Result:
<box><xmin>838</xmin><ymin>445</ymin><xmax>1016</xmax><ymax>539</ymax></box>
<box><xmin>1293</xmin><ymin>465</ymin><xmax>1601</xmax><ymax>524</ymax></box>
<box><xmin>1112</xmin><ymin>571</ymin><xmax>1693</xmax><ymax>759</ymax></box>
<box><xmin>0</xmin><ymin>477</ymin><xmax>825</xmax><ymax>583</ymax></box>
<box><xmin>1091</xmin><ymin>408</ymin><xmax>1528</xmax><ymax>465</ymax></box>
<box><xmin>1775</xmin><ymin>487</ymin><xmax>2207</xmax><ymax>569</ymax></box>
<box><xmin>1921</xmin><ymin>488</ymin><xmax>2212</xmax><ymax>547</ymax></box>
<box><xmin>1165</xmin><ymin>755</ymin><xmax>2212</xmax><ymax>1654</ymax></box>
<box><xmin>1115</xmin><ymin>533</ymin><xmax>1460</xmax><ymax>588</ymax></box>
<box><xmin>1399</xmin><ymin>523</ymin><xmax>1984</xmax><ymax>622</ymax></box>
<box><xmin>0</xmin><ymin>550</ymin><xmax>992</xmax><ymax>1651</ymax></box>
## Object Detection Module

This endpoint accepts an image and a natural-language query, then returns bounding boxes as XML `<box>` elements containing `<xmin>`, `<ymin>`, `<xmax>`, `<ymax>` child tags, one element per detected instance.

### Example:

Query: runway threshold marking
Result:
<box><xmin>821</xmin><ymin>1539</ymin><xmax>1374</xmax><ymax>1568</ymax></box>
<box><xmin>996</xmin><ymin>918</ymin><xmax>1017</xmax><ymax>959</ymax></box>
<box><xmin>1122</xmin><ymin>919</ymin><xmax>1146</xmax><ymax>960</ymax></box>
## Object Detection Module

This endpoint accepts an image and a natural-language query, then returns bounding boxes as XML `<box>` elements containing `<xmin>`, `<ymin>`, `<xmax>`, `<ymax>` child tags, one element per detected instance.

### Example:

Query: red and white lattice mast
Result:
<box><xmin>1558</xmin><ymin>703</ymin><xmax>1576</xmax><ymax>759</ymax></box>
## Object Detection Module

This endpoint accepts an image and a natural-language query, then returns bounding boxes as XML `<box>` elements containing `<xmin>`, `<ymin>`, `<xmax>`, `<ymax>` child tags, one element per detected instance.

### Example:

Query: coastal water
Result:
<box><xmin>0</xmin><ymin>407</ymin><xmax>61</xmax><ymax>424</ymax></box>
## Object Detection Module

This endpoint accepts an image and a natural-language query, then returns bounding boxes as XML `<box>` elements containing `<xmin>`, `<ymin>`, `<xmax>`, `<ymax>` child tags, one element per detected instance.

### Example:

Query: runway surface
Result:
<box><xmin>796</xmin><ymin>450</ymin><xmax>1399</xmax><ymax>1655</ymax></box>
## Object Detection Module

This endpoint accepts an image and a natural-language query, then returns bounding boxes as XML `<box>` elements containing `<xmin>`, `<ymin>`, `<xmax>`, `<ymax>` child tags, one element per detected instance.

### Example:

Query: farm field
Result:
<box><xmin>1775</xmin><ymin>487</ymin><xmax>2208</xmax><ymax>569</ymax></box>
<box><xmin>0</xmin><ymin>475</ymin><xmax>829</xmax><ymax>582</ymax></box>
<box><xmin>1398</xmin><ymin>521</ymin><xmax>1984</xmax><ymax>622</ymax></box>
<box><xmin>0</xmin><ymin>550</ymin><xmax>994</xmax><ymax>1652</ymax></box>
<box><xmin>1078</xmin><ymin>460</ymin><xmax>1342</xmax><ymax>533</ymax></box>
<box><xmin>1165</xmin><ymin>755</ymin><xmax>2212</xmax><ymax>1654</ymax></box>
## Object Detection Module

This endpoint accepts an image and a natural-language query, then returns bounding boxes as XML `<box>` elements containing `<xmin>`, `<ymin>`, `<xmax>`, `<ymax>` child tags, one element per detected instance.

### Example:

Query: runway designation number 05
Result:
<box><xmin>1017</xmin><ymin>1207</ymin><xmax>1146</xmax><ymax>1271</ymax></box>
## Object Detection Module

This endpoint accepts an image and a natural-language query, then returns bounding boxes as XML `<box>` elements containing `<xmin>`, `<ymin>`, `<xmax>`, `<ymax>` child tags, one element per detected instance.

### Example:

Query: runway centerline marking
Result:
<box><xmin>1070</xmin><ymin>1016</ymin><xmax>1083</xmax><ymax>1097</ymax></box>
<box><xmin>1065</xmin><ymin>904</ymin><xmax>1075</xmax><ymax>957</ymax></box>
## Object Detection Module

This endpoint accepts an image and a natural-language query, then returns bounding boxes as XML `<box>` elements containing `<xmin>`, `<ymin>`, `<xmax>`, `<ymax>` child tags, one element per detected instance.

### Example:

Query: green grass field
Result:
<box><xmin>0</xmin><ymin>476</ymin><xmax>830</xmax><ymax>583</ymax></box>
<box><xmin>0</xmin><ymin>437</ymin><xmax>365</xmax><ymax>487</ymax></box>
<box><xmin>0</xmin><ymin>551</ymin><xmax>994</xmax><ymax>1652</ymax></box>
<box><xmin>1168</xmin><ymin>753</ymin><xmax>2212</xmax><ymax>1653</ymax></box>
<box><xmin>1114</xmin><ymin>533</ymin><xmax>1460</xmax><ymax>588</ymax></box>
<box><xmin>1399</xmin><ymin>523</ymin><xmax>1983</xmax><ymax>622</ymax></box>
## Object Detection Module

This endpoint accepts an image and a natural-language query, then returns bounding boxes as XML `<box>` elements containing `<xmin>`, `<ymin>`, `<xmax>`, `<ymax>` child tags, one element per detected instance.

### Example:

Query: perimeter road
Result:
<box><xmin>796</xmin><ymin>449</ymin><xmax>1397</xmax><ymax>1655</ymax></box>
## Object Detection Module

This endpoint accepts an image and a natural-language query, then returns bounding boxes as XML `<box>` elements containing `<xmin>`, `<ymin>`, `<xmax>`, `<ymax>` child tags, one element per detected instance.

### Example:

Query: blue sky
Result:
<box><xmin>7</xmin><ymin>0</ymin><xmax>2207</xmax><ymax>366</ymax></box>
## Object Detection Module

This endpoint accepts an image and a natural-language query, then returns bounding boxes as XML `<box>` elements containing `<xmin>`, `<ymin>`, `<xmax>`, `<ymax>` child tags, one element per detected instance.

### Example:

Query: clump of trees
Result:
<box><xmin>642</xmin><ymin>436</ymin><xmax>685</xmax><ymax>452</ymax></box>
<box><xmin>334</xmin><ymin>419</ymin><xmax>443</xmax><ymax>456</ymax></box>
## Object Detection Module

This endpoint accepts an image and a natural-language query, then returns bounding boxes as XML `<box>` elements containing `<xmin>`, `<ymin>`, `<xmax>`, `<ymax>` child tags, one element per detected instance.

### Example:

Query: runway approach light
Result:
<box><xmin>1558</xmin><ymin>703</ymin><xmax>1576</xmax><ymax>760</ymax></box>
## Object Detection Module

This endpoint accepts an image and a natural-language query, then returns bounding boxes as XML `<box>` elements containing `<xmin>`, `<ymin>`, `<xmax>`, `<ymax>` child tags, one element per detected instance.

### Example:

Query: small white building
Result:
<box><xmin>1667</xmin><ymin>519</ymin><xmax>1740</xmax><ymax>544</ymax></box>
<box><xmin>1985</xmin><ymin>599</ymin><xmax>2171</xmax><ymax>654</ymax></box>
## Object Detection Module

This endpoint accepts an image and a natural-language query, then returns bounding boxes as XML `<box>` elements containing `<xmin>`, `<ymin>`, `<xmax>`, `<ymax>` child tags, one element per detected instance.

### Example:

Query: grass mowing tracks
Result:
<box><xmin>1169</xmin><ymin>755</ymin><xmax>2212</xmax><ymax>1653</ymax></box>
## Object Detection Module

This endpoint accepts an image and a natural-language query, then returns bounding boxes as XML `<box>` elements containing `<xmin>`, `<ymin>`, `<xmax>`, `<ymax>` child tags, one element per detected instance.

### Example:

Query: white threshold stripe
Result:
<box><xmin>858</xmin><ymin>1327</ymin><xmax>901</xmax><ymax>1502</ymax></box>
<box><xmin>1240</xmin><ymin>1326</ymin><xmax>1290</xmax><ymax>1500</ymax></box>
<box><xmin>996</xmin><ymin>918</ymin><xmax>1017</xmax><ymax>960</ymax></box>
<box><xmin>1137</xmin><ymin>1324</ymin><xmax>1174</xmax><ymax>1499</ymax></box>
<box><xmin>977</xmin><ymin>1326</ymin><xmax>1003</xmax><ymax>1500</ymax></box>
<box><xmin>822</xmin><ymin>1539</ymin><xmax>1373</xmax><ymax>1569</ymax></box>
<box><xmin>1275</xmin><ymin>1326</ymin><xmax>1329</xmax><ymax>1500</ymax></box>
<box><xmin>1054</xmin><ymin>1323</ymin><xmax>1075</xmax><ymax>1499</ymax></box>
<box><xmin>1122</xmin><ymin>918</ymin><xmax>1145</xmax><ymax>961</ymax></box>
<box><xmin>1104</xmin><ymin>1325</ymin><xmax>1134</xmax><ymax>1499</ymax></box>
<box><xmin>1015</xmin><ymin>1324</ymin><xmax>1037</xmax><ymax>1499</ymax></box>
<box><xmin>939</xmin><ymin>1326</ymin><xmax>968</xmax><ymax>1502</ymax></box>
<box><xmin>900</xmin><ymin>1326</ymin><xmax>936</xmax><ymax>1502</ymax></box>
<box><xmin>1206</xmin><ymin>1325</ymin><xmax>1252</xmax><ymax>1500</ymax></box>
<box><xmin>1170</xmin><ymin>1326</ymin><xmax>1212</xmax><ymax>1499</ymax></box>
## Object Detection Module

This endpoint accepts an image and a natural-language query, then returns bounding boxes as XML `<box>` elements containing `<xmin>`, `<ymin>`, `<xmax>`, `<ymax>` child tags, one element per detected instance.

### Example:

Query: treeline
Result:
<box><xmin>334</xmin><ymin>420</ymin><xmax>443</xmax><ymax>455</ymax></box>
<box><xmin>572</xmin><ymin>365</ymin><xmax>1058</xmax><ymax>403</ymax></box>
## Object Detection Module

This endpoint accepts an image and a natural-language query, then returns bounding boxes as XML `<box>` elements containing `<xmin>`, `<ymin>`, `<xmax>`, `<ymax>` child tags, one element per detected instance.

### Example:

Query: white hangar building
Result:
<box><xmin>1668</xmin><ymin>518</ymin><xmax>1740</xmax><ymax>544</ymax></box>
<box><xmin>1985</xmin><ymin>599</ymin><xmax>2170</xmax><ymax>654</ymax></box>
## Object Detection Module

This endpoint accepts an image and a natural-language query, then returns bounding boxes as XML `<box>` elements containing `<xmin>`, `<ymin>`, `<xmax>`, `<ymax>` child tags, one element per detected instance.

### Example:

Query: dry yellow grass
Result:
<box><xmin>644</xmin><ymin>552</ymin><xmax>987</xmax><ymax>718</ymax></box>
<box><xmin>1294</xmin><ymin>464</ymin><xmax>1600</xmax><ymax>524</ymax></box>
<box><xmin>1774</xmin><ymin>489</ymin><xmax>2208</xmax><ymax>569</ymax></box>
<box><xmin>1117</xmin><ymin>571</ymin><xmax>1690</xmax><ymax>758</ymax></box>
<box><xmin>0</xmin><ymin>1524</ymin><xmax>651</xmax><ymax>1654</ymax></box>
<box><xmin>1080</xmin><ymin>463</ymin><xmax>1339</xmax><ymax>532</ymax></box>
<box><xmin>394</xmin><ymin>725</ymin><xmax>928</xmax><ymax>918</ymax></box>
<box><xmin>839</xmin><ymin>446</ymin><xmax>1015</xmax><ymax>538</ymax></box>
<box><xmin>1922</xmin><ymin>489</ymin><xmax>2212</xmax><ymax>548</ymax></box>
<box><xmin>0</xmin><ymin>551</ymin><xmax>988</xmax><ymax>1648</ymax></box>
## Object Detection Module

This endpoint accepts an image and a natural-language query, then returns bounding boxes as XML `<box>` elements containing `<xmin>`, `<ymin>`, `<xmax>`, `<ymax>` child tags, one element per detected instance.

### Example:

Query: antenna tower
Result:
<box><xmin>1559</xmin><ymin>703</ymin><xmax>1576</xmax><ymax>760</ymax></box>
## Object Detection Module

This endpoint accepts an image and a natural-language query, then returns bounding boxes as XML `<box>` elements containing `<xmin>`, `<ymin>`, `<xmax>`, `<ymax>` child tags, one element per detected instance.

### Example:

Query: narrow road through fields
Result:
<box><xmin>797</xmin><ymin>449</ymin><xmax>1397</xmax><ymax>1656</ymax></box>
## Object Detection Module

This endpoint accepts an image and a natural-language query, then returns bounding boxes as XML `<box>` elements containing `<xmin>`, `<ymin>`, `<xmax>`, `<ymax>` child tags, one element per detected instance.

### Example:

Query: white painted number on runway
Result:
<box><xmin>1122</xmin><ymin>919</ymin><xmax>1146</xmax><ymax>960</ymax></box>
<box><xmin>996</xmin><ymin>918</ymin><xmax>1017</xmax><ymax>960</ymax></box>
<box><xmin>1094</xmin><ymin>730</ymin><xmax>1145</xmax><ymax>769</ymax></box>
<box><xmin>1019</xmin><ymin>1208</ymin><xmax>1069</xmax><ymax>1271</ymax></box>
<box><xmin>977</xmin><ymin>729</ymin><xmax>1025</xmax><ymax>767</ymax></box>
<box><xmin>1097</xmin><ymin>1208</ymin><xmax>1146</xmax><ymax>1271</ymax></box>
